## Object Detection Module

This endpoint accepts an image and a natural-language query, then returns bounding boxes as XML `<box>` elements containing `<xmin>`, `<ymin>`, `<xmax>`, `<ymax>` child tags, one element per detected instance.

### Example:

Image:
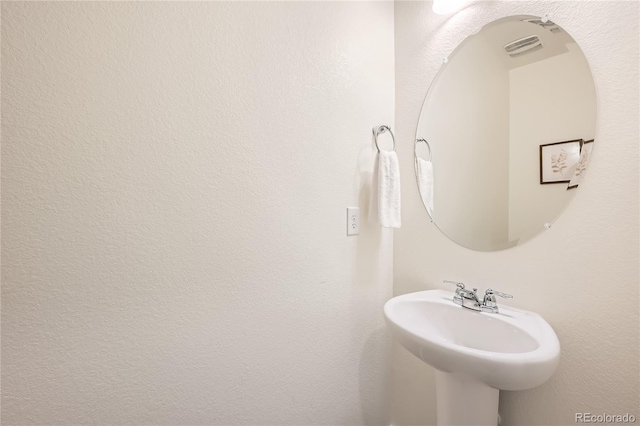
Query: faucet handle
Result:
<box><xmin>481</xmin><ymin>289</ymin><xmax>513</xmax><ymax>313</ymax></box>
<box><xmin>443</xmin><ymin>280</ymin><xmax>465</xmax><ymax>289</ymax></box>
<box><xmin>485</xmin><ymin>288</ymin><xmax>513</xmax><ymax>299</ymax></box>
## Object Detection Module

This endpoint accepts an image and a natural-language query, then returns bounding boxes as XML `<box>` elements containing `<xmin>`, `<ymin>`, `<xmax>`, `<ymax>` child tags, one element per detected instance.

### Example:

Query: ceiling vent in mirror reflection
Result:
<box><xmin>414</xmin><ymin>15</ymin><xmax>597</xmax><ymax>252</ymax></box>
<box><xmin>504</xmin><ymin>36</ymin><xmax>543</xmax><ymax>57</ymax></box>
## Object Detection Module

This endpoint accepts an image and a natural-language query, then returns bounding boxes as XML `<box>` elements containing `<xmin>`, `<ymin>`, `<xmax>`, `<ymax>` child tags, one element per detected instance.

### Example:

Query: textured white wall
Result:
<box><xmin>394</xmin><ymin>1</ymin><xmax>639</xmax><ymax>425</ymax></box>
<box><xmin>1</xmin><ymin>2</ymin><xmax>394</xmax><ymax>424</ymax></box>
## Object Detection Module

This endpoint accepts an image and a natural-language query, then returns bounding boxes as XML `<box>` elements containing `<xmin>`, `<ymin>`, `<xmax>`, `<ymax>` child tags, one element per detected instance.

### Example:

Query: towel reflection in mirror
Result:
<box><xmin>415</xmin><ymin>139</ymin><xmax>434</xmax><ymax>219</ymax></box>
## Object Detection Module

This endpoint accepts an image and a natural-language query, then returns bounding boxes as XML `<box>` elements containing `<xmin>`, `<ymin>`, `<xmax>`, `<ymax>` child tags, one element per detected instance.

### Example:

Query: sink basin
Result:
<box><xmin>384</xmin><ymin>289</ymin><xmax>560</xmax><ymax>425</ymax></box>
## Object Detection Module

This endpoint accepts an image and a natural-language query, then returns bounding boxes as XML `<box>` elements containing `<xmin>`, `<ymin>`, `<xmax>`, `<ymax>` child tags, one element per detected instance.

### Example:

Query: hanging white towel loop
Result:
<box><xmin>373</xmin><ymin>125</ymin><xmax>396</xmax><ymax>152</ymax></box>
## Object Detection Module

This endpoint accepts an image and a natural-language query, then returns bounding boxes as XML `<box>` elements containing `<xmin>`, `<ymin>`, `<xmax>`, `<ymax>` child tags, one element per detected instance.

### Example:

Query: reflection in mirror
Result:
<box><xmin>415</xmin><ymin>15</ymin><xmax>596</xmax><ymax>251</ymax></box>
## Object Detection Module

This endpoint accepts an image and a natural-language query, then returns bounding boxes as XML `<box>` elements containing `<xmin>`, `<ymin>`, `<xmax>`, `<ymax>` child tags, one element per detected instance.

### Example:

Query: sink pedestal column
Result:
<box><xmin>435</xmin><ymin>371</ymin><xmax>499</xmax><ymax>426</ymax></box>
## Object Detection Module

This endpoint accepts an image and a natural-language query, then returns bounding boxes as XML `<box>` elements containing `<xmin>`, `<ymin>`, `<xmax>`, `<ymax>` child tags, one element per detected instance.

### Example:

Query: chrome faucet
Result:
<box><xmin>443</xmin><ymin>281</ymin><xmax>513</xmax><ymax>314</ymax></box>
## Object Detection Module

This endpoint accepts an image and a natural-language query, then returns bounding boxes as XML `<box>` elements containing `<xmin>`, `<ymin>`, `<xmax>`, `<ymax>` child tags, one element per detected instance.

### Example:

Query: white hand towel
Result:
<box><xmin>416</xmin><ymin>158</ymin><xmax>434</xmax><ymax>218</ymax></box>
<box><xmin>378</xmin><ymin>150</ymin><xmax>401</xmax><ymax>228</ymax></box>
<box><xmin>368</xmin><ymin>153</ymin><xmax>380</xmax><ymax>225</ymax></box>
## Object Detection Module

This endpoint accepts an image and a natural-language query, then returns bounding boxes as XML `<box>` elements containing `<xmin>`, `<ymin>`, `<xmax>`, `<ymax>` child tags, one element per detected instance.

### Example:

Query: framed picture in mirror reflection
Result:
<box><xmin>539</xmin><ymin>139</ymin><xmax>582</xmax><ymax>184</ymax></box>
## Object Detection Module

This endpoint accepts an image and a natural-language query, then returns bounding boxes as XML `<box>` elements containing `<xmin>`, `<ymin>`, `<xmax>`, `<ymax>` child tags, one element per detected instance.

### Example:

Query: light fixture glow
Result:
<box><xmin>432</xmin><ymin>0</ymin><xmax>472</xmax><ymax>16</ymax></box>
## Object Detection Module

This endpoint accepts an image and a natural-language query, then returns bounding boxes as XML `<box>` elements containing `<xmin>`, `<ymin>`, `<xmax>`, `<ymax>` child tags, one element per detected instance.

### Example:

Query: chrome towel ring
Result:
<box><xmin>415</xmin><ymin>138</ymin><xmax>432</xmax><ymax>161</ymax></box>
<box><xmin>373</xmin><ymin>125</ymin><xmax>396</xmax><ymax>152</ymax></box>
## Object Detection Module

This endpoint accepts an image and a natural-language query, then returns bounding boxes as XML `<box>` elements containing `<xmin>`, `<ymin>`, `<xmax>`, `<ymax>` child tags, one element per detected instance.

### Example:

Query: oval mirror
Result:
<box><xmin>415</xmin><ymin>15</ymin><xmax>596</xmax><ymax>251</ymax></box>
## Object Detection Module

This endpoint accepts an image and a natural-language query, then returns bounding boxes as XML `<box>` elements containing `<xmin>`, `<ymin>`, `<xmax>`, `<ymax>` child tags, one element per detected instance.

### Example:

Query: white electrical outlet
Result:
<box><xmin>347</xmin><ymin>207</ymin><xmax>360</xmax><ymax>236</ymax></box>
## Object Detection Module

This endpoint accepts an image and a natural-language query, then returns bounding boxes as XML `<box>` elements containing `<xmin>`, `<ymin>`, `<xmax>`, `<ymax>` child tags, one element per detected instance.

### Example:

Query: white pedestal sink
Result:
<box><xmin>384</xmin><ymin>290</ymin><xmax>560</xmax><ymax>426</ymax></box>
